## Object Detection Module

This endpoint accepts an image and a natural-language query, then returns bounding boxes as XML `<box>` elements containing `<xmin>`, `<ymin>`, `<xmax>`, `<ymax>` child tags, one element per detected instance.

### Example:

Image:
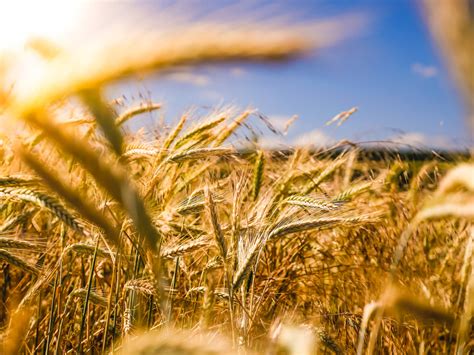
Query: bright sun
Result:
<box><xmin>0</xmin><ymin>0</ymin><xmax>86</xmax><ymax>51</ymax></box>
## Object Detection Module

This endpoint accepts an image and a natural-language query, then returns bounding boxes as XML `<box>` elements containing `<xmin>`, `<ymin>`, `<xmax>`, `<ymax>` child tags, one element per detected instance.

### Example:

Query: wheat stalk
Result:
<box><xmin>68</xmin><ymin>288</ymin><xmax>108</xmax><ymax>308</ymax></box>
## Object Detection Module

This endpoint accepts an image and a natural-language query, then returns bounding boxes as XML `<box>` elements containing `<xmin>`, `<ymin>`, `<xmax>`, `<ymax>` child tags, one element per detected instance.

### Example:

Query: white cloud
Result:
<box><xmin>230</xmin><ymin>67</ymin><xmax>247</xmax><ymax>77</ymax></box>
<box><xmin>165</xmin><ymin>71</ymin><xmax>210</xmax><ymax>86</ymax></box>
<box><xmin>257</xmin><ymin>130</ymin><xmax>457</xmax><ymax>151</ymax></box>
<box><xmin>411</xmin><ymin>62</ymin><xmax>438</xmax><ymax>78</ymax></box>
<box><xmin>389</xmin><ymin>132</ymin><xmax>454</xmax><ymax>149</ymax></box>
<box><xmin>258</xmin><ymin>135</ymin><xmax>287</xmax><ymax>149</ymax></box>
<box><xmin>390</xmin><ymin>132</ymin><xmax>427</xmax><ymax>146</ymax></box>
<box><xmin>266</xmin><ymin>114</ymin><xmax>298</xmax><ymax>135</ymax></box>
<box><xmin>293</xmin><ymin>129</ymin><xmax>335</xmax><ymax>148</ymax></box>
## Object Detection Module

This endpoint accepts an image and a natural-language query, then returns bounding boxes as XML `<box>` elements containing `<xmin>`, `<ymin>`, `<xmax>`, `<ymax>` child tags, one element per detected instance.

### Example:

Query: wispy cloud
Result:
<box><xmin>257</xmin><ymin>129</ymin><xmax>335</xmax><ymax>149</ymax></box>
<box><xmin>390</xmin><ymin>132</ymin><xmax>427</xmax><ymax>146</ymax></box>
<box><xmin>258</xmin><ymin>135</ymin><xmax>286</xmax><ymax>149</ymax></box>
<box><xmin>411</xmin><ymin>62</ymin><xmax>438</xmax><ymax>78</ymax></box>
<box><xmin>230</xmin><ymin>67</ymin><xmax>246</xmax><ymax>77</ymax></box>
<box><xmin>266</xmin><ymin>114</ymin><xmax>298</xmax><ymax>135</ymax></box>
<box><xmin>260</xmin><ymin>130</ymin><xmax>457</xmax><ymax>150</ymax></box>
<box><xmin>165</xmin><ymin>71</ymin><xmax>210</xmax><ymax>86</ymax></box>
<box><xmin>293</xmin><ymin>129</ymin><xmax>335</xmax><ymax>147</ymax></box>
<box><xmin>389</xmin><ymin>131</ymin><xmax>454</xmax><ymax>149</ymax></box>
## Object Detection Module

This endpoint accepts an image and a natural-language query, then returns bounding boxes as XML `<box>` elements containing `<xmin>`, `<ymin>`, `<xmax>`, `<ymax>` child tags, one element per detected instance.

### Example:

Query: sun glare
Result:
<box><xmin>0</xmin><ymin>0</ymin><xmax>85</xmax><ymax>51</ymax></box>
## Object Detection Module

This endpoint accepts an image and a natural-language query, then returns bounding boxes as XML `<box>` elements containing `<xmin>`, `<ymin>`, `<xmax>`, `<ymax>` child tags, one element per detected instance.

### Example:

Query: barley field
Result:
<box><xmin>0</xmin><ymin>1</ymin><xmax>473</xmax><ymax>354</ymax></box>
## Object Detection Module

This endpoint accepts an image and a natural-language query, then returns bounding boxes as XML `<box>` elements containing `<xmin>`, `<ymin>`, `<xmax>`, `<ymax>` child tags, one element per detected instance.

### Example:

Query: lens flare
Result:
<box><xmin>0</xmin><ymin>0</ymin><xmax>85</xmax><ymax>51</ymax></box>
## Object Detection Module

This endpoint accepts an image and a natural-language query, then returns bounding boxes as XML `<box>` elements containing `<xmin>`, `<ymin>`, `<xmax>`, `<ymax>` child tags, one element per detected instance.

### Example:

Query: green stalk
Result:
<box><xmin>146</xmin><ymin>296</ymin><xmax>154</xmax><ymax>330</ymax></box>
<box><xmin>101</xmin><ymin>242</ymin><xmax>121</xmax><ymax>354</ymax></box>
<box><xmin>78</xmin><ymin>238</ymin><xmax>100</xmax><ymax>354</ymax></box>
<box><xmin>111</xmin><ymin>254</ymin><xmax>122</xmax><ymax>352</ymax></box>
<box><xmin>44</xmin><ymin>271</ymin><xmax>59</xmax><ymax>355</ymax></box>
<box><xmin>34</xmin><ymin>290</ymin><xmax>42</xmax><ymax>352</ymax></box>
<box><xmin>166</xmin><ymin>257</ymin><xmax>179</xmax><ymax>322</ymax></box>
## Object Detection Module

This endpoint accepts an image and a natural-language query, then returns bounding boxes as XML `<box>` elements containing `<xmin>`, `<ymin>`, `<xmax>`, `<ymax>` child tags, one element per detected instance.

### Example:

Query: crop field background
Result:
<box><xmin>0</xmin><ymin>0</ymin><xmax>473</xmax><ymax>354</ymax></box>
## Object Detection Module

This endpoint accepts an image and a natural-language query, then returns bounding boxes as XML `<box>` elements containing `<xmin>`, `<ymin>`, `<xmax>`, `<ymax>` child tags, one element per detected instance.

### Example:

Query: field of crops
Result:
<box><xmin>0</xmin><ymin>103</ymin><xmax>471</xmax><ymax>353</ymax></box>
<box><xmin>0</xmin><ymin>1</ymin><xmax>473</xmax><ymax>354</ymax></box>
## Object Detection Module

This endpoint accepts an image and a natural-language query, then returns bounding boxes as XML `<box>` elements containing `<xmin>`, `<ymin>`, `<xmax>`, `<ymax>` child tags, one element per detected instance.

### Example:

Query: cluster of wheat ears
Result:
<box><xmin>0</xmin><ymin>3</ymin><xmax>473</xmax><ymax>354</ymax></box>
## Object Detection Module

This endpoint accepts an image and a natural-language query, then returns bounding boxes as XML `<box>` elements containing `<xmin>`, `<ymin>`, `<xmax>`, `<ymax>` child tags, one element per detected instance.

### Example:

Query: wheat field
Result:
<box><xmin>0</xmin><ymin>1</ymin><xmax>473</xmax><ymax>354</ymax></box>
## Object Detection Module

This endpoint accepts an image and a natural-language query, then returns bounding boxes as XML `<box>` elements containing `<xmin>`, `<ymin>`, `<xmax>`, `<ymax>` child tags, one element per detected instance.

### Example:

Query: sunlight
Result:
<box><xmin>0</xmin><ymin>1</ymin><xmax>472</xmax><ymax>353</ymax></box>
<box><xmin>0</xmin><ymin>0</ymin><xmax>86</xmax><ymax>51</ymax></box>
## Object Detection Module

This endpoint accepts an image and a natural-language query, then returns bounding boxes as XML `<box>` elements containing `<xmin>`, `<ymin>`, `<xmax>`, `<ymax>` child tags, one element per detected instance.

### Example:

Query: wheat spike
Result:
<box><xmin>0</xmin><ymin>176</ymin><xmax>39</xmax><ymax>187</ymax></box>
<box><xmin>204</xmin><ymin>186</ymin><xmax>227</xmax><ymax>259</ymax></box>
<box><xmin>115</xmin><ymin>102</ymin><xmax>162</xmax><ymax>126</ymax></box>
<box><xmin>285</xmin><ymin>195</ymin><xmax>342</xmax><ymax>211</ymax></box>
<box><xmin>125</xmin><ymin>279</ymin><xmax>156</xmax><ymax>296</ymax></box>
<box><xmin>167</xmin><ymin>147</ymin><xmax>235</xmax><ymax>163</ymax></box>
<box><xmin>303</xmin><ymin>157</ymin><xmax>347</xmax><ymax>194</ymax></box>
<box><xmin>213</xmin><ymin>109</ymin><xmax>253</xmax><ymax>146</ymax></box>
<box><xmin>162</xmin><ymin>238</ymin><xmax>209</xmax><ymax>259</ymax></box>
<box><xmin>175</xmin><ymin>190</ymin><xmax>207</xmax><ymax>215</ymax></box>
<box><xmin>63</xmin><ymin>243</ymin><xmax>112</xmax><ymax>259</ymax></box>
<box><xmin>122</xmin><ymin>147</ymin><xmax>161</xmax><ymax>158</ymax></box>
<box><xmin>233</xmin><ymin>235</ymin><xmax>266</xmax><ymax>290</ymax></box>
<box><xmin>269</xmin><ymin>215</ymin><xmax>380</xmax><ymax>240</ymax></box>
<box><xmin>0</xmin><ymin>249</ymin><xmax>40</xmax><ymax>276</ymax></box>
<box><xmin>174</xmin><ymin>116</ymin><xmax>226</xmax><ymax>149</ymax></box>
<box><xmin>0</xmin><ymin>210</ymin><xmax>34</xmax><ymax>232</ymax></box>
<box><xmin>0</xmin><ymin>237</ymin><xmax>40</xmax><ymax>251</ymax></box>
<box><xmin>333</xmin><ymin>181</ymin><xmax>372</xmax><ymax>202</ymax></box>
<box><xmin>0</xmin><ymin>186</ymin><xmax>87</xmax><ymax>236</ymax></box>
<box><xmin>252</xmin><ymin>150</ymin><xmax>264</xmax><ymax>201</ymax></box>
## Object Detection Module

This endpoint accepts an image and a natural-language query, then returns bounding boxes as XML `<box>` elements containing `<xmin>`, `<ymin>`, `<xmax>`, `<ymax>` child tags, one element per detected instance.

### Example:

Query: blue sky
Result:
<box><xmin>99</xmin><ymin>0</ymin><xmax>470</xmax><ymax>149</ymax></box>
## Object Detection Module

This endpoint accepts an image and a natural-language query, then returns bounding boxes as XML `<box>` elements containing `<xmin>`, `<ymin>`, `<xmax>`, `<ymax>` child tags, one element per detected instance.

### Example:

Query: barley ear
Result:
<box><xmin>205</xmin><ymin>186</ymin><xmax>227</xmax><ymax>260</ymax></box>
<box><xmin>115</xmin><ymin>102</ymin><xmax>162</xmax><ymax>126</ymax></box>
<box><xmin>252</xmin><ymin>150</ymin><xmax>264</xmax><ymax>201</ymax></box>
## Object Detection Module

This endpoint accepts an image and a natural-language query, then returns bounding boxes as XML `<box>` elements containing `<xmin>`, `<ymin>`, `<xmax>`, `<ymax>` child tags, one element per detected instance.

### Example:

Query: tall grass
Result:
<box><xmin>0</xmin><ymin>4</ymin><xmax>472</xmax><ymax>354</ymax></box>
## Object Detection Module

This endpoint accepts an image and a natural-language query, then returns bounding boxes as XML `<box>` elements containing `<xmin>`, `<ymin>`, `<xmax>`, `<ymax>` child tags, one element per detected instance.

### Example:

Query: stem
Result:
<box><xmin>78</xmin><ymin>237</ymin><xmax>100</xmax><ymax>354</ymax></box>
